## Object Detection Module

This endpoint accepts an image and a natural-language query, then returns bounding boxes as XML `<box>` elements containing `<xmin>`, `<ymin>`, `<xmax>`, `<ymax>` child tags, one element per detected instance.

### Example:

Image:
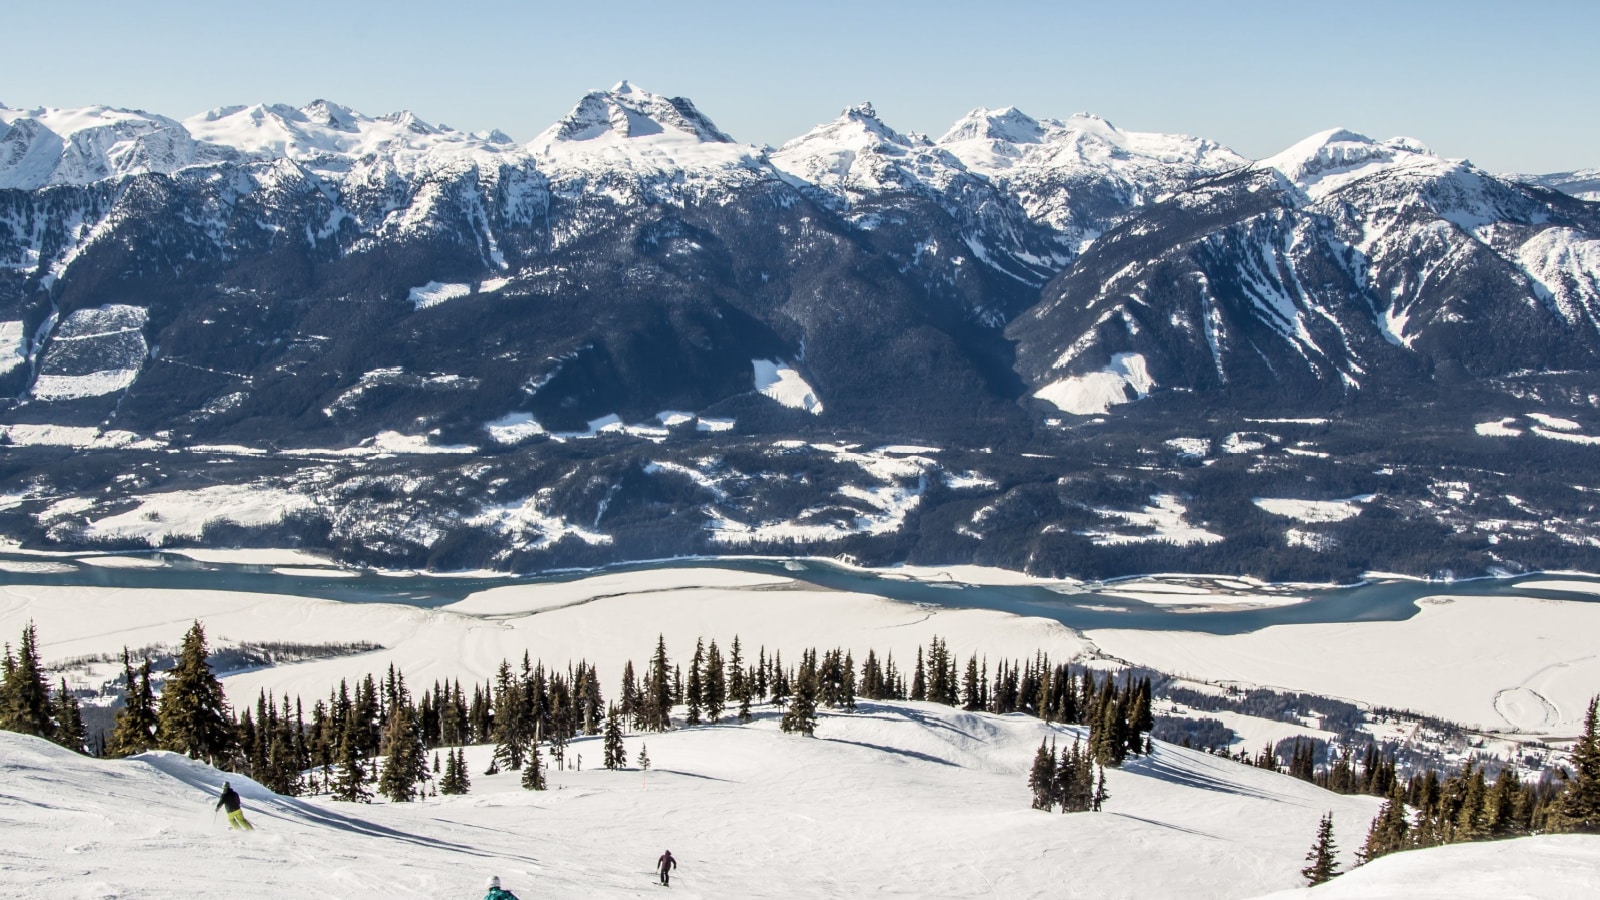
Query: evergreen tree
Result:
<box><xmin>521</xmin><ymin>743</ymin><xmax>546</xmax><ymax>790</ymax></box>
<box><xmin>1092</xmin><ymin>764</ymin><xmax>1109</xmax><ymax>812</ymax></box>
<box><xmin>686</xmin><ymin>639</ymin><xmax>704</xmax><ymax>726</ymax></box>
<box><xmin>332</xmin><ymin>704</ymin><xmax>372</xmax><ymax>803</ymax></box>
<box><xmin>729</xmin><ymin>637</ymin><xmax>752</xmax><ymax>725</ymax></box>
<box><xmin>54</xmin><ymin>678</ymin><xmax>85</xmax><ymax>752</ymax></box>
<box><xmin>439</xmin><ymin>748</ymin><xmax>468</xmax><ymax>795</ymax></box>
<box><xmin>647</xmin><ymin>635</ymin><xmax>673</xmax><ymax>731</ymax></box>
<box><xmin>638</xmin><ymin>743</ymin><xmax>651</xmax><ymax>772</ymax></box>
<box><xmin>705</xmin><ymin>639</ymin><xmax>726</xmax><ymax>723</ymax></box>
<box><xmin>780</xmin><ymin>649</ymin><xmax>820</xmax><ymax>737</ymax></box>
<box><xmin>603</xmin><ymin>704</ymin><xmax>627</xmax><ymax>770</ymax></box>
<box><xmin>910</xmin><ymin>647</ymin><xmax>926</xmax><ymax>702</ymax></box>
<box><xmin>963</xmin><ymin>655</ymin><xmax>982</xmax><ymax>712</ymax></box>
<box><xmin>1301</xmin><ymin>812</ymin><xmax>1341</xmax><ymax>886</ymax></box>
<box><xmin>1028</xmin><ymin>738</ymin><xmax>1057</xmax><ymax>811</ymax></box>
<box><xmin>157</xmin><ymin>622</ymin><xmax>235</xmax><ymax>766</ymax></box>
<box><xmin>107</xmin><ymin>651</ymin><xmax>160</xmax><ymax>757</ymax></box>
<box><xmin>491</xmin><ymin>661</ymin><xmax>530</xmax><ymax>771</ymax></box>
<box><xmin>1360</xmin><ymin>783</ymin><xmax>1411</xmax><ymax>864</ymax></box>
<box><xmin>0</xmin><ymin>622</ymin><xmax>56</xmax><ymax>739</ymax></box>
<box><xmin>378</xmin><ymin>702</ymin><xmax>424</xmax><ymax>803</ymax></box>
<box><xmin>1554</xmin><ymin>695</ymin><xmax>1600</xmax><ymax>833</ymax></box>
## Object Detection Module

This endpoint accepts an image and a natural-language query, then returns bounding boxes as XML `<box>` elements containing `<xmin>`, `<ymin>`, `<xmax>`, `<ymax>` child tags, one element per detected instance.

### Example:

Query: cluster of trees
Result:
<box><xmin>1027</xmin><ymin>737</ymin><xmax>1108</xmax><ymax>813</ymax></box>
<box><xmin>1360</xmin><ymin>696</ymin><xmax>1600</xmax><ymax>865</ymax></box>
<box><xmin>1300</xmin><ymin>695</ymin><xmax>1600</xmax><ymax>887</ymax></box>
<box><xmin>0</xmin><ymin>622</ymin><xmax>87</xmax><ymax>753</ymax></box>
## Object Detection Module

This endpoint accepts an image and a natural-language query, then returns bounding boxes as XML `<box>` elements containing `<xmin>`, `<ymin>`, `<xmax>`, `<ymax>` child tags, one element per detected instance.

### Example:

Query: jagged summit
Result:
<box><xmin>768</xmin><ymin>101</ymin><xmax>961</xmax><ymax>197</ymax></box>
<box><xmin>528</xmin><ymin>82</ymin><xmax>734</xmax><ymax>151</ymax></box>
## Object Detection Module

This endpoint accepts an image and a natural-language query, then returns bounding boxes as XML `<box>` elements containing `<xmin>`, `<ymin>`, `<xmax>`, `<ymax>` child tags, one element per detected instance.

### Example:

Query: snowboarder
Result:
<box><xmin>483</xmin><ymin>875</ymin><xmax>519</xmax><ymax>899</ymax></box>
<box><xmin>656</xmin><ymin>849</ymin><xmax>677</xmax><ymax>886</ymax></box>
<box><xmin>215</xmin><ymin>781</ymin><xmax>252</xmax><ymax>830</ymax></box>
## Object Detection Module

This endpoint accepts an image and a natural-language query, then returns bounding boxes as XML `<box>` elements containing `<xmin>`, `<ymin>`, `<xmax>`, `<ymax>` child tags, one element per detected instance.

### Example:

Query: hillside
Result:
<box><xmin>2</xmin><ymin>706</ymin><xmax>1386</xmax><ymax>899</ymax></box>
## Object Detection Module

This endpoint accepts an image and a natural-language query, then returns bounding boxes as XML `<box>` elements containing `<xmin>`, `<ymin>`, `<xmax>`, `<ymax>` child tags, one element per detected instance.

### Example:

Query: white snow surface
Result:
<box><xmin>1476</xmin><ymin>417</ymin><xmax>1523</xmax><ymax>437</ymax></box>
<box><xmin>1252</xmin><ymin>496</ymin><xmax>1372</xmax><ymax>523</ymax></box>
<box><xmin>0</xmin><ymin>320</ymin><xmax>26</xmax><ymax>375</ymax></box>
<box><xmin>1034</xmin><ymin>352</ymin><xmax>1154</xmax><ymax>415</ymax></box>
<box><xmin>1248</xmin><ymin>835</ymin><xmax>1600</xmax><ymax>899</ymax></box>
<box><xmin>408</xmin><ymin>280</ymin><xmax>472</xmax><ymax>309</ymax></box>
<box><xmin>39</xmin><ymin>484</ymin><xmax>316</xmax><ymax>547</ymax></box>
<box><xmin>0</xmin><ymin>704</ymin><xmax>1387</xmax><ymax>900</ymax></box>
<box><xmin>752</xmin><ymin>358</ymin><xmax>823</xmax><ymax>414</ymax></box>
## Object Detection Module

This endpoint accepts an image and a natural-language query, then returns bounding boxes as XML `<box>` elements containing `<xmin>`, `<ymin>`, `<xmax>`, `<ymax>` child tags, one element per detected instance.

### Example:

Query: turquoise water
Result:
<box><xmin>4</xmin><ymin>551</ymin><xmax>1599</xmax><ymax>635</ymax></box>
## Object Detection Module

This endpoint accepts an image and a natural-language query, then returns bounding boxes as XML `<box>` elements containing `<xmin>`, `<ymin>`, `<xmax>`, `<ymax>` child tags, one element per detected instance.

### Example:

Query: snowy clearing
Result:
<box><xmin>1080</xmin><ymin>494</ymin><xmax>1224</xmax><ymax>547</ymax></box>
<box><xmin>752</xmin><ymin>359</ymin><xmax>824</xmax><ymax>414</ymax></box>
<box><xmin>408</xmin><ymin>281</ymin><xmax>473</xmax><ymax>310</ymax></box>
<box><xmin>1252</xmin><ymin>496</ymin><xmax>1372</xmax><ymax>524</ymax></box>
<box><xmin>1034</xmin><ymin>352</ymin><xmax>1153</xmax><ymax>416</ymax></box>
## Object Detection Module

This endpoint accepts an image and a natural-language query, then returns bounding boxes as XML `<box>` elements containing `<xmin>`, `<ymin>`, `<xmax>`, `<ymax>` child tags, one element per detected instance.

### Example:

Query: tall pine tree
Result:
<box><xmin>1302</xmin><ymin>812</ymin><xmax>1341</xmax><ymax>886</ymax></box>
<box><xmin>157</xmin><ymin>622</ymin><xmax>235</xmax><ymax>766</ymax></box>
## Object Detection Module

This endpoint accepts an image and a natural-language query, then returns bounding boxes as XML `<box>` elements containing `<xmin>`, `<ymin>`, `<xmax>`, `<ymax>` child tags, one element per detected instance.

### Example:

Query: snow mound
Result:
<box><xmin>753</xmin><ymin>358</ymin><xmax>824</xmax><ymax>414</ymax></box>
<box><xmin>1034</xmin><ymin>352</ymin><xmax>1153</xmax><ymax>415</ymax></box>
<box><xmin>1247</xmin><ymin>834</ymin><xmax>1600</xmax><ymax>899</ymax></box>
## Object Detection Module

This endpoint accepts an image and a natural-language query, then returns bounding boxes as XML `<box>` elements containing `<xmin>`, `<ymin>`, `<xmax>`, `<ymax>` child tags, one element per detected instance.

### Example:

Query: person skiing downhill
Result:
<box><xmin>215</xmin><ymin>781</ymin><xmax>252</xmax><ymax>830</ymax></box>
<box><xmin>483</xmin><ymin>875</ymin><xmax>519</xmax><ymax>899</ymax></box>
<box><xmin>657</xmin><ymin>849</ymin><xmax>677</xmax><ymax>886</ymax></box>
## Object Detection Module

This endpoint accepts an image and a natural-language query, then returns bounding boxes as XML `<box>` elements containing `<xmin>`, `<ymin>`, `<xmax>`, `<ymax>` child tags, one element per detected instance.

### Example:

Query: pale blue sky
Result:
<box><xmin>4</xmin><ymin>0</ymin><xmax>1595</xmax><ymax>173</ymax></box>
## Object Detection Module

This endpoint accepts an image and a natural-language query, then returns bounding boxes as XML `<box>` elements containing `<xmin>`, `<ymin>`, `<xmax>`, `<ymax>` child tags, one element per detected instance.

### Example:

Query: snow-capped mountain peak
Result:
<box><xmin>938</xmin><ymin>106</ymin><xmax>1048</xmax><ymax>147</ymax></box>
<box><xmin>768</xmin><ymin>101</ymin><xmax>962</xmax><ymax>198</ymax></box>
<box><xmin>0</xmin><ymin>103</ymin><xmax>223</xmax><ymax>190</ymax></box>
<box><xmin>183</xmin><ymin>101</ymin><xmax>460</xmax><ymax>162</ymax></box>
<box><xmin>529</xmin><ymin>82</ymin><xmax>734</xmax><ymax>151</ymax></box>
<box><xmin>1257</xmin><ymin>127</ymin><xmax>1442</xmax><ymax>198</ymax></box>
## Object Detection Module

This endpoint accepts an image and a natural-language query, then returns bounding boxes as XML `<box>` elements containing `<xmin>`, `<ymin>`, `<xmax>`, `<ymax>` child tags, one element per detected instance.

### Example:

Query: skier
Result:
<box><xmin>215</xmin><ymin>781</ymin><xmax>253</xmax><ymax>830</ymax></box>
<box><xmin>656</xmin><ymin>849</ymin><xmax>677</xmax><ymax>886</ymax></box>
<box><xmin>483</xmin><ymin>875</ymin><xmax>519</xmax><ymax>899</ymax></box>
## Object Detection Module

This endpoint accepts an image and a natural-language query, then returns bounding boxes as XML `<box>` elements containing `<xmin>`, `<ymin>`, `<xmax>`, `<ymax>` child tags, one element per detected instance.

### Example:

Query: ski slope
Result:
<box><xmin>2</xmin><ymin>703</ymin><xmax>1387</xmax><ymax>899</ymax></box>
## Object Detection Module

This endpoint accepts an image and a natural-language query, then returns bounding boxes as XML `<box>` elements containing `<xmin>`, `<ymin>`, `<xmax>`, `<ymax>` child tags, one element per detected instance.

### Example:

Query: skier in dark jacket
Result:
<box><xmin>657</xmin><ymin>849</ymin><xmax>677</xmax><ymax>886</ymax></box>
<box><xmin>215</xmin><ymin>781</ymin><xmax>253</xmax><ymax>830</ymax></box>
<box><xmin>483</xmin><ymin>875</ymin><xmax>519</xmax><ymax>899</ymax></box>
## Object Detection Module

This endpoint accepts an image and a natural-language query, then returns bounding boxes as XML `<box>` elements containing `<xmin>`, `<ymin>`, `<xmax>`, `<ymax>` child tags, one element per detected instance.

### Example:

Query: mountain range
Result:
<box><xmin>2</xmin><ymin>83</ymin><xmax>1598</xmax><ymax>580</ymax></box>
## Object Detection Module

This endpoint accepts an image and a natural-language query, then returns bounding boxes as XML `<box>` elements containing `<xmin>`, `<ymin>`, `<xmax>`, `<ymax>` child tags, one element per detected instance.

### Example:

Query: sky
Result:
<box><xmin>2</xmin><ymin>0</ymin><xmax>1596</xmax><ymax>174</ymax></box>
